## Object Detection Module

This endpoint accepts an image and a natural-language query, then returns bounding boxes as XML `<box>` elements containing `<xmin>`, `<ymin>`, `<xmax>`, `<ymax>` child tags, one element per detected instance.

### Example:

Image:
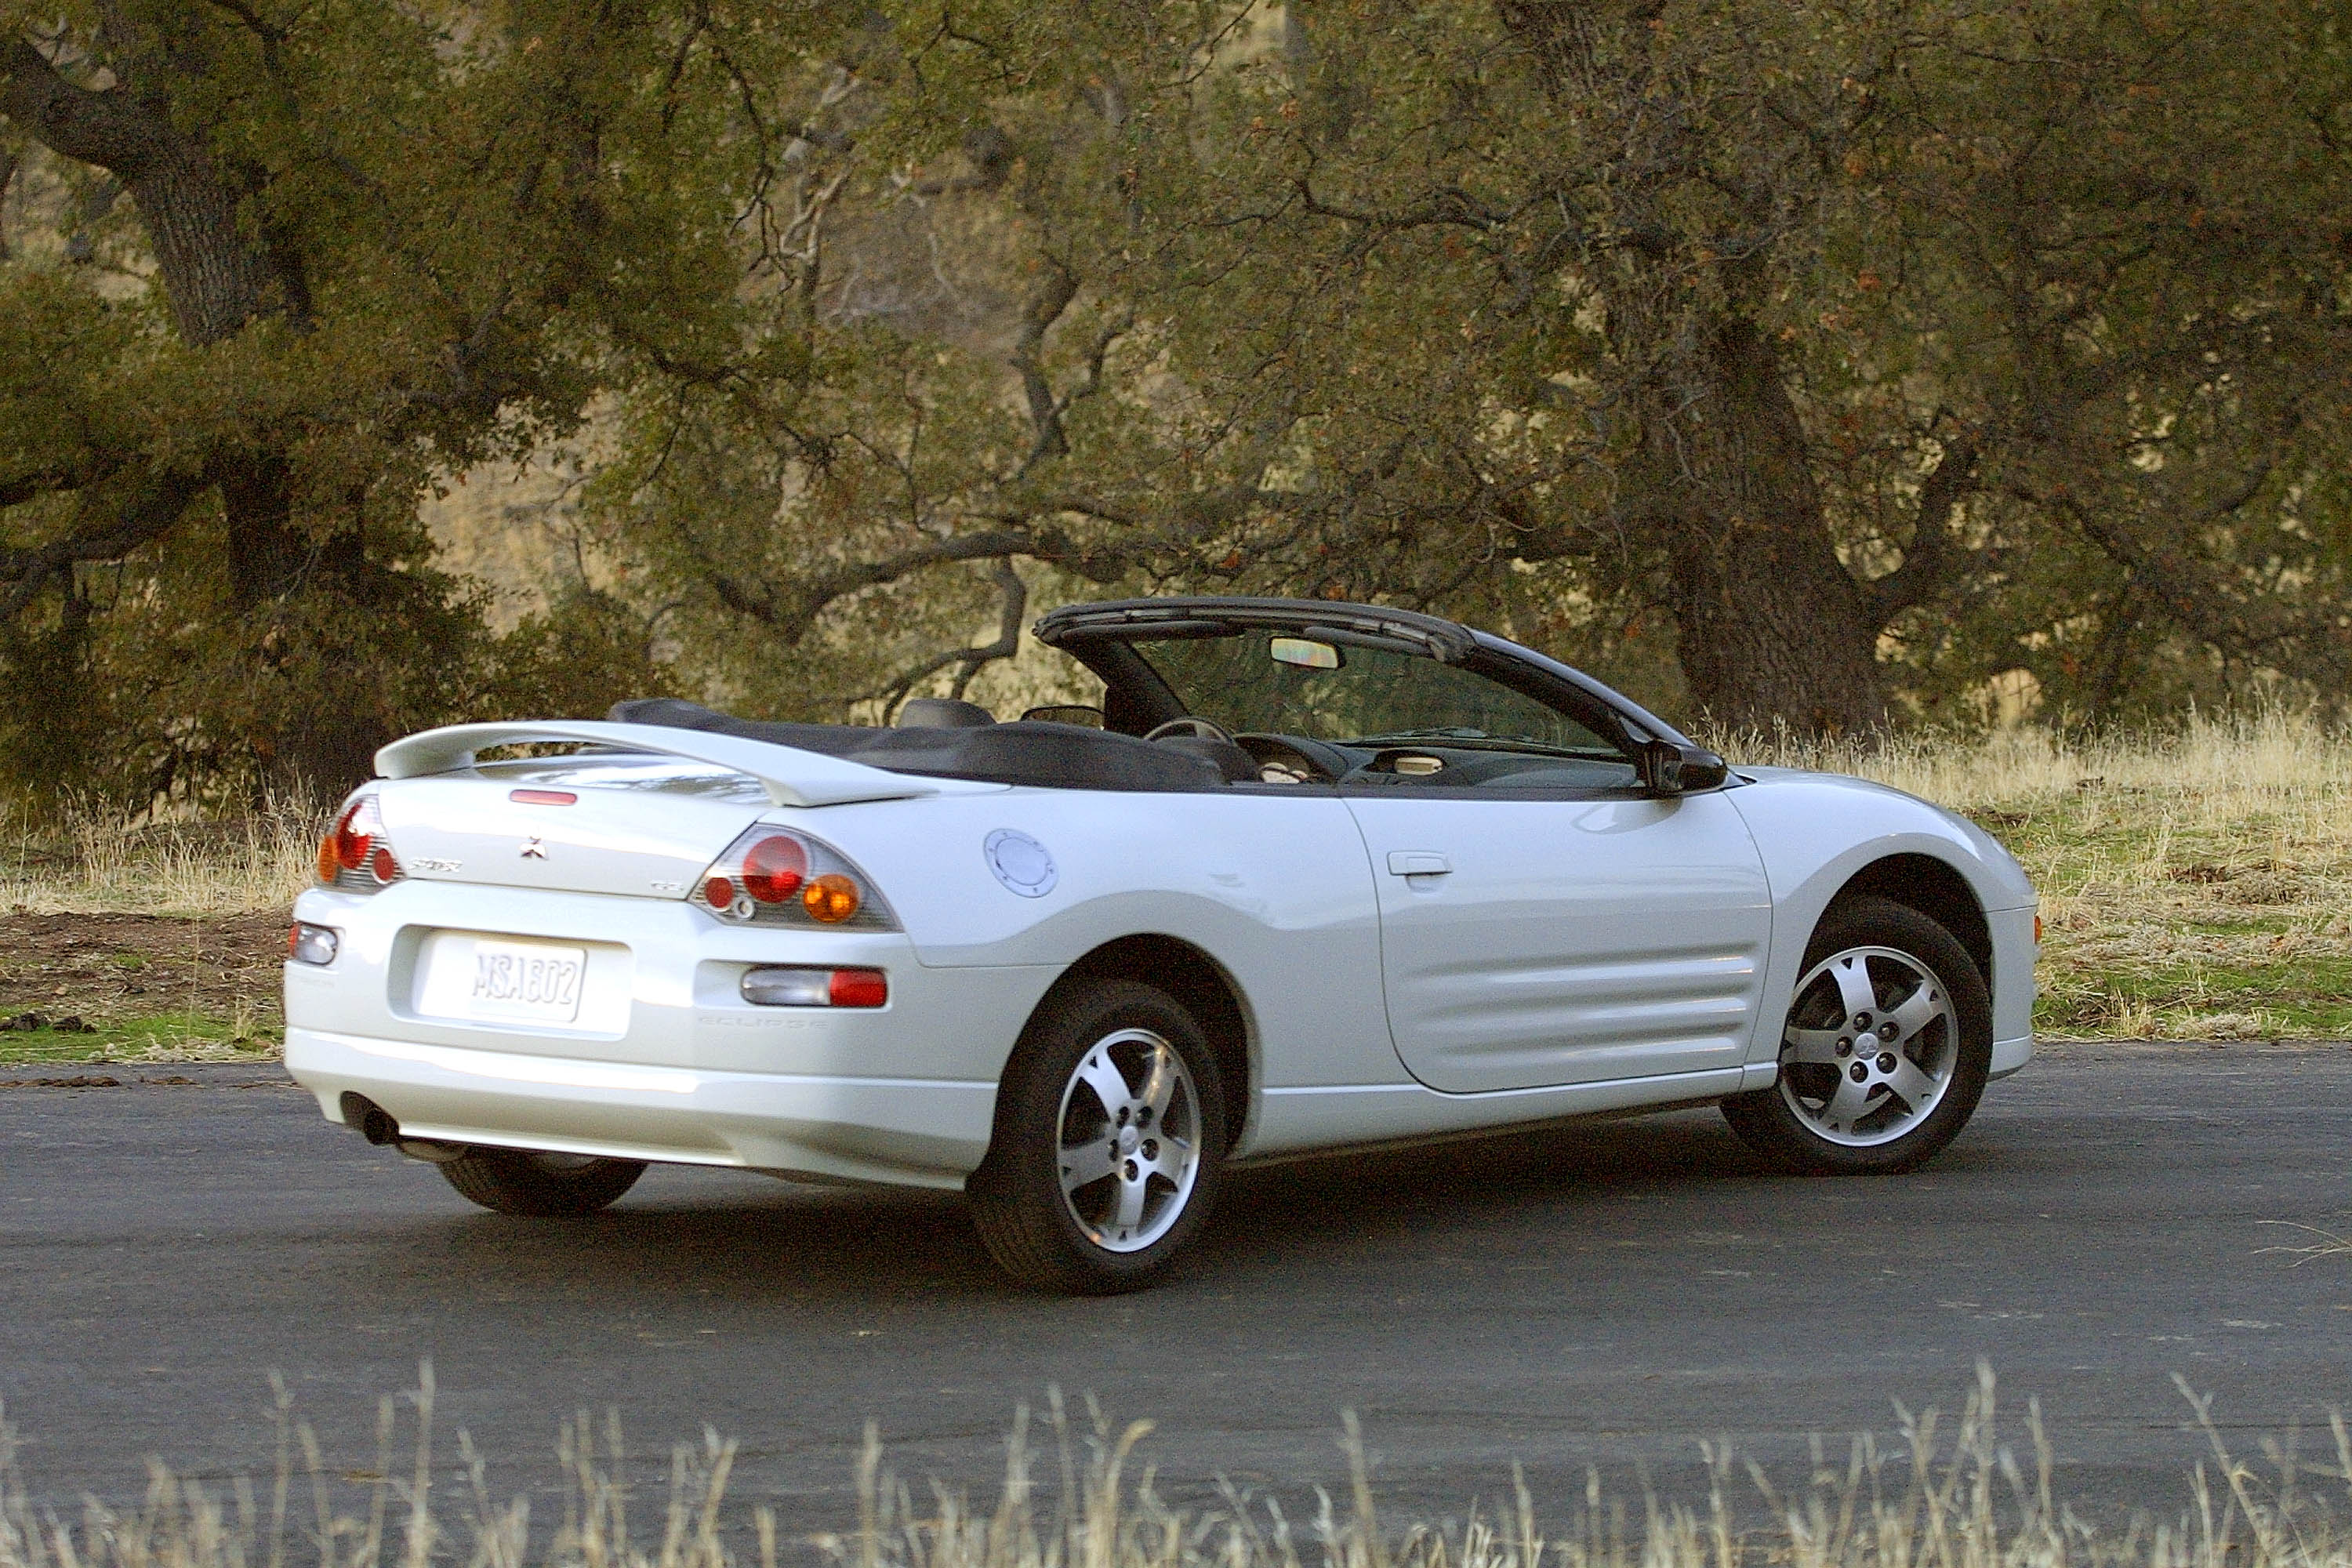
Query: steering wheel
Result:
<box><xmin>1142</xmin><ymin>717</ymin><xmax>1240</xmax><ymax>745</ymax></box>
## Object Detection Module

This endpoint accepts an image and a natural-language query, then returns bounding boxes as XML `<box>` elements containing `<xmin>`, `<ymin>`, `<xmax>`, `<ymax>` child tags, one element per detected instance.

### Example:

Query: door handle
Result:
<box><xmin>1386</xmin><ymin>851</ymin><xmax>1453</xmax><ymax>877</ymax></box>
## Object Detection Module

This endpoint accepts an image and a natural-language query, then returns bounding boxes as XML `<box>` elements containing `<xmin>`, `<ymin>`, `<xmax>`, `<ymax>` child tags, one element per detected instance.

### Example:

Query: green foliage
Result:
<box><xmin>2</xmin><ymin>0</ymin><xmax>2349</xmax><ymax>810</ymax></box>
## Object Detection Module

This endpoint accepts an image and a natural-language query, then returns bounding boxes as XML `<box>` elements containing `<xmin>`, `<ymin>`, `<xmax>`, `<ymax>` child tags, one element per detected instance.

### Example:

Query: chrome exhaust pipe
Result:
<box><xmin>339</xmin><ymin>1091</ymin><xmax>400</xmax><ymax>1145</ymax></box>
<box><xmin>339</xmin><ymin>1091</ymin><xmax>466</xmax><ymax>1163</ymax></box>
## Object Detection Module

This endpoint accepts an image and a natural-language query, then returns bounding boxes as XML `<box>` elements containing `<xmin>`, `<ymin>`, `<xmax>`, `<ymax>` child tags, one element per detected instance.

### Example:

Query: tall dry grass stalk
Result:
<box><xmin>1</xmin><ymin>1367</ymin><xmax>2347</xmax><ymax>1568</ymax></box>
<box><xmin>0</xmin><ymin>790</ymin><xmax>326</xmax><ymax>918</ymax></box>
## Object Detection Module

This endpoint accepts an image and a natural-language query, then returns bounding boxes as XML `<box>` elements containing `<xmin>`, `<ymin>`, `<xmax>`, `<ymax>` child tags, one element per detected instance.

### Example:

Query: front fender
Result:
<box><xmin>1726</xmin><ymin>770</ymin><xmax>2038</xmax><ymax>1069</ymax></box>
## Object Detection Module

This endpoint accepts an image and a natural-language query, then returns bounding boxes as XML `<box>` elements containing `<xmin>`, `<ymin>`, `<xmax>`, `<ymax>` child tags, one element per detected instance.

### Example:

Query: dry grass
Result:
<box><xmin>1</xmin><ymin>1367</ymin><xmax>2347</xmax><ymax>1568</ymax></box>
<box><xmin>1719</xmin><ymin>708</ymin><xmax>2352</xmax><ymax>1040</ymax></box>
<box><xmin>0</xmin><ymin>793</ymin><xmax>325</xmax><ymax>919</ymax></box>
<box><xmin>0</xmin><ymin>710</ymin><xmax>2344</xmax><ymax>1041</ymax></box>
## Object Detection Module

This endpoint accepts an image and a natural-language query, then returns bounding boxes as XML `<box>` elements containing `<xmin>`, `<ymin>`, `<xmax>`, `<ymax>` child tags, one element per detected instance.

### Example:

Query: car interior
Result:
<box><xmin>609</xmin><ymin>622</ymin><xmax>1650</xmax><ymax>794</ymax></box>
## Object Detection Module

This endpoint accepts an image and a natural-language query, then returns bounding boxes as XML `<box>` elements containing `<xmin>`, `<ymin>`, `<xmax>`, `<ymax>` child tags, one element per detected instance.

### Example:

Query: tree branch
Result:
<box><xmin>0</xmin><ymin>34</ymin><xmax>172</xmax><ymax>180</ymax></box>
<box><xmin>863</xmin><ymin>557</ymin><xmax>1029</xmax><ymax>716</ymax></box>
<box><xmin>0</xmin><ymin>467</ymin><xmax>203</xmax><ymax>617</ymax></box>
<box><xmin>2042</xmin><ymin>485</ymin><xmax>2347</xmax><ymax>679</ymax></box>
<box><xmin>1865</xmin><ymin>430</ymin><xmax>1980</xmax><ymax>624</ymax></box>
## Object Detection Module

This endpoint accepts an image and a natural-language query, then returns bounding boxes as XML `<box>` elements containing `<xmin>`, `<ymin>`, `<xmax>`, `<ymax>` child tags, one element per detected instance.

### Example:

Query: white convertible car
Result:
<box><xmin>285</xmin><ymin>597</ymin><xmax>2036</xmax><ymax>1291</ymax></box>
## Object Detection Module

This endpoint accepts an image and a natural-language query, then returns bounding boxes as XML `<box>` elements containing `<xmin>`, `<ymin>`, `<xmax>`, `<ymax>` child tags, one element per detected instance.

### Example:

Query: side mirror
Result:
<box><xmin>1641</xmin><ymin>739</ymin><xmax>1729</xmax><ymax>795</ymax></box>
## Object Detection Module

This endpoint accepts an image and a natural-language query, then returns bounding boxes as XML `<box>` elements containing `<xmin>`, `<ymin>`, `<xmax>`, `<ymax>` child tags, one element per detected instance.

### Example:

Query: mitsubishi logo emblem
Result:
<box><xmin>520</xmin><ymin>837</ymin><xmax>547</xmax><ymax>859</ymax></box>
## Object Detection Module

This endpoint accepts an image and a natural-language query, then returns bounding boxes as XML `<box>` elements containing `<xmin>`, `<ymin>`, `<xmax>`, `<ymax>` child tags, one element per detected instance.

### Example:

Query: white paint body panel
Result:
<box><xmin>286</xmin><ymin>727</ymin><xmax>2038</xmax><ymax>1190</ymax></box>
<box><xmin>1344</xmin><ymin>793</ymin><xmax>1772</xmax><ymax>1091</ymax></box>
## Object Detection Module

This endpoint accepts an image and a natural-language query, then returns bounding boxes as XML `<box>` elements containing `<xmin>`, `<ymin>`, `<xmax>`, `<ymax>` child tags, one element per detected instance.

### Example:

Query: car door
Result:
<box><xmin>1345</xmin><ymin>786</ymin><xmax>1773</xmax><ymax>1093</ymax></box>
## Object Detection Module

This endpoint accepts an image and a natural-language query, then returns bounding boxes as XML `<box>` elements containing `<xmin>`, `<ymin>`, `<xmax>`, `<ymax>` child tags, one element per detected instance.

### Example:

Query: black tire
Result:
<box><xmin>438</xmin><ymin>1148</ymin><xmax>647</xmax><ymax>1216</ymax></box>
<box><xmin>1722</xmin><ymin>895</ymin><xmax>1991</xmax><ymax>1175</ymax></box>
<box><xmin>968</xmin><ymin>978</ymin><xmax>1227</xmax><ymax>1294</ymax></box>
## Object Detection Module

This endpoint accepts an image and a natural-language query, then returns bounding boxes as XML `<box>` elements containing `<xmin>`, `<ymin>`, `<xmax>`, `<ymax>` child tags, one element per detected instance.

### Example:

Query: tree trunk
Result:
<box><xmin>1655</xmin><ymin>314</ymin><xmax>1889</xmax><ymax>734</ymax></box>
<box><xmin>1494</xmin><ymin>0</ymin><xmax>1892</xmax><ymax>735</ymax></box>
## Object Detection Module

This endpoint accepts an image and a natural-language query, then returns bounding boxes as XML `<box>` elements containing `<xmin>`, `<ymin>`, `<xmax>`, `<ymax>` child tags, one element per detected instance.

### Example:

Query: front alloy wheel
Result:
<box><xmin>1722</xmin><ymin>895</ymin><xmax>1991</xmax><ymax>1174</ymax></box>
<box><xmin>970</xmin><ymin>979</ymin><xmax>1226</xmax><ymax>1293</ymax></box>
<box><xmin>1777</xmin><ymin>945</ymin><xmax>1959</xmax><ymax>1145</ymax></box>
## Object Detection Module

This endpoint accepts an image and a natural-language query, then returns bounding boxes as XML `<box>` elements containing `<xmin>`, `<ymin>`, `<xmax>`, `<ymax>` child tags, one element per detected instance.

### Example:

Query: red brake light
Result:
<box><xmin>829</xmin><ymin>968</ymin><xmax>888</xmax><ymax>1007</ymax></box>
<box><xmin>704</xmin><ymin>875</ymin><xmax>737</xmax><ymax>909</ymax></box>
<box><xmin>740</xmin><ymin>836</ymin><xmax>808</xmax><ymax>903</ymax></box>
<box><xmin>332</xmin><ymin>801</ymin><xmax>371</xmax><ymax>871</ymax></box>
<box><xmin>510</xmin><ymin>789</ymin><xmax>577</xmax><ymax>805</ymax></box>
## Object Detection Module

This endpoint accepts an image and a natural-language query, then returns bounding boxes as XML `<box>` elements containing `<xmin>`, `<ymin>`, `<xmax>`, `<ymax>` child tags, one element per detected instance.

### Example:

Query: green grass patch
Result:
<box><xmin>0</xmin><ymin>1009</ymin><xmax>277</xmax><ymax>1066</ymax></box>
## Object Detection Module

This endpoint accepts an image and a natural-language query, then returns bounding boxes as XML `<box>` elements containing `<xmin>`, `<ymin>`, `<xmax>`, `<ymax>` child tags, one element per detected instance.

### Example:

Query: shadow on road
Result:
<box><xmin>385</xmin><ymin>1107</ymin><xmax>1802</xmax><ymax>1301</ymax></box>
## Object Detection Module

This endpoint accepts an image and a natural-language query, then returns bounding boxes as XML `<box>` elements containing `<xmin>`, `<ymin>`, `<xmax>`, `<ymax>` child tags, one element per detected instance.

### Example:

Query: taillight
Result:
<box><xmin>316</xmin><ymin>794</ymin><xmax>404</xmax><ymax>892</ymax></box>
<box><xmin>801</xmin><ymin>873</ymin><xmax>860</xmax><ymax>924</ymax></box>
<box><xmin>693</xmin><ymin>826</ymin><xmax>895</xmax><ymax>929</ymax></box>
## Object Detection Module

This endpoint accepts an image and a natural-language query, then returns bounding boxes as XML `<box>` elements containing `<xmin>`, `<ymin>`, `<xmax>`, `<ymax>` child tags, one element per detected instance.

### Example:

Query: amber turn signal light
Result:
<box><xmin>801</xmin><ymin>873</ymin><xmax>861</xmax><ymax>924</ymax></box>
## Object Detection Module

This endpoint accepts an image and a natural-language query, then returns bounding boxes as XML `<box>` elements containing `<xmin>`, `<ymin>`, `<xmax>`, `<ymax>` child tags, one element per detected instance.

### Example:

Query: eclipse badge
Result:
<box><xmin>983</xmin><ymin>829</ymin><xmax>1057</xmax><ymax>898</ymax></box>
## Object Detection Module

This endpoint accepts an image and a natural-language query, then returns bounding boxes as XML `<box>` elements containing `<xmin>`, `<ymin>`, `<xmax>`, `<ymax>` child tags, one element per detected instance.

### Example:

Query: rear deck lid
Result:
<box><xmin>371</xmin><ymin>757</ymin><xmax>779</xmax><ymax>899</ymax></box>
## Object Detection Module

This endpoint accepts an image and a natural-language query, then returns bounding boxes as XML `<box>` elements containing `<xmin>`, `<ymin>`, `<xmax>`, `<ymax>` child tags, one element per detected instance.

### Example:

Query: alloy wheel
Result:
<box><xmin>1777</xmin><ymin>945</ymin><xmax>1960</xmax><ymax>1147</ymax></box>
<box><xmin>1054</xmin><ymin>1027</ymin><xmax>1203</xmax><ymax>1252</ymax></box>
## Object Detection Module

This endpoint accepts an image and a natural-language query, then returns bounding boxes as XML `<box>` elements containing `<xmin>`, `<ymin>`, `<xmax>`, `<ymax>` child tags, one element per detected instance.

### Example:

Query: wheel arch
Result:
<box><xmin>1033</xmin><ymin>934</ymin><xmax>1254</xmax><ymax>1153</ymax></box>
<box><xmin>1821</xmin><ymin>854</ymin><xmax>1991</xmax><ymax>988</ymax></box>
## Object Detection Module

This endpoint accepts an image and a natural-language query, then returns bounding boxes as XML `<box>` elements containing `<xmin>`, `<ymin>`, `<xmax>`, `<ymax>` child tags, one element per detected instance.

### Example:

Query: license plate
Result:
<box><xmin>420</xmin><ymin>936</ymin><xmax>586</xmax><ymax>1025</ymax></box>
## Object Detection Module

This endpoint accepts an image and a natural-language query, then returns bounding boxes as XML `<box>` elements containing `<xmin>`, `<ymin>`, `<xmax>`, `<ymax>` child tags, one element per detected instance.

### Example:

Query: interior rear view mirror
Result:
<box><xmin>1020</xmin><ymin>704</ymin><xmax>1105</xmax><ymax>728</ymax></box>
<box><xmin>1269</xmin><ymin>637</ymin><xmax>1343</xmax><ymax>670</ymax></box>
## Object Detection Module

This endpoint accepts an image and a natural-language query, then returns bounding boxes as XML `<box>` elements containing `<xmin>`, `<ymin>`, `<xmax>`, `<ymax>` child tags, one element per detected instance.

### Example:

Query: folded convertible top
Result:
<box><xmin>607</xmin><ymin>699</ymin><xmax>1222</xmax><ymax>793</ymax></box>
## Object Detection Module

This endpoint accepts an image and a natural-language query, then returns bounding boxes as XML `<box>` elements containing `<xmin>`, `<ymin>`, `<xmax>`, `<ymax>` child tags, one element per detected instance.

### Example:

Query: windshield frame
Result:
<box><xmin>1047</xmin><ymin>612</ymin><xmax>1657</xmax><ymax>775</ymax></box>
<box><xmin>1037</xmin><ymin>596</ymin><xmax>1693</xmax><ymax>750</ymax></box>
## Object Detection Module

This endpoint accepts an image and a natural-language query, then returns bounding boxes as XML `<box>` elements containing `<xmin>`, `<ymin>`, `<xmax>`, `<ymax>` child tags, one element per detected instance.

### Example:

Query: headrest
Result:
<box><xmin>898</xmin><ymin>697</ymin><xmax>996</xmax><ymax>729</ymax></box>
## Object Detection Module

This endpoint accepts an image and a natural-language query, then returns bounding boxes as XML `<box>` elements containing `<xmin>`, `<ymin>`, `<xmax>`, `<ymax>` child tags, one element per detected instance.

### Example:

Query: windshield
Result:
<box><xmin>1127</xmin><ymin>631</ymin><xmax>1621</xmax><ymax>757</ymax></box>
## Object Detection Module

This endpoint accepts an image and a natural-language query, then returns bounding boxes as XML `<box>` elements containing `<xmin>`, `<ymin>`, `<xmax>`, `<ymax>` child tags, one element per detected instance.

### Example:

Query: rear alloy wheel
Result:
<box><xmin>1722</xmin><ymin>895</ymin><xmax>1991</xmax><ymax>1174</ymax></box>
<box><xmin>438</xmin><ymin>1148</ymin><xmax>646</xmax><ymax>1217</ymax></box>
<box><xmin>969</xmin><ymin>979</ymin><xmax>1226</xmax><ymax>1293</ymax></box>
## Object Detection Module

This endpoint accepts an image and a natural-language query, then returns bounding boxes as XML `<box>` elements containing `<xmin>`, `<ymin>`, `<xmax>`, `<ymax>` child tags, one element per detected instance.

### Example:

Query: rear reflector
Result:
<box><xmin>829</xmin><ymin>967</ymin><xmax>888</xmax><ymax>1007</ymax></box>
<box><xmin>739</xmin><ymin>966</ymin><xmax>887</xmax><ymax>1008</ymax></box>
<box><xmin>510</xmin><ymin>789</ymin><xmax>578</xmax><ymax>805</ymax></box>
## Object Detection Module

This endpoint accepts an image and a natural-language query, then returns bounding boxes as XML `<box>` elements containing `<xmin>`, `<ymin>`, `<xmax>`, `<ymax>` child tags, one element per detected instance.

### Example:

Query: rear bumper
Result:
<box><xmin>287</xmin><ymin>1027</ymin><xmax>996</xmax><ymax>1189</ymax></box>
<box><xmin>284</xmin><ymin>880</ymin><xmax>1062</xmax><ymax>1189</ymax></box>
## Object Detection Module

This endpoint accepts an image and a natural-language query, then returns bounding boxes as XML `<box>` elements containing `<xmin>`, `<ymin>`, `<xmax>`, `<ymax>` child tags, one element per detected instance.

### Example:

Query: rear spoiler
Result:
<box><xmin>374</xmin><ymin>721</ymin><xmax>938</xmax><ymax>809</ymax></box>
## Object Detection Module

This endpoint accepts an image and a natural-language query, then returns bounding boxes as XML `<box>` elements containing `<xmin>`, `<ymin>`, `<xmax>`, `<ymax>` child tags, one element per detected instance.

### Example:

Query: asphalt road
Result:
<box><xmin>5</xmin><ymin>1045</ymin><xmax>2351</xmax><ymax>1546</ymax></box>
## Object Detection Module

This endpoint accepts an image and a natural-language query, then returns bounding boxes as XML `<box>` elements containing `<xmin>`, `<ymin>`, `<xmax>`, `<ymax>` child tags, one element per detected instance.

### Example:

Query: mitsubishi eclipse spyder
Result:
<box><xmin>285</xmin><ymin>596</ymin><xmax>2036</xmax><ymax>1293</ymax></box>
